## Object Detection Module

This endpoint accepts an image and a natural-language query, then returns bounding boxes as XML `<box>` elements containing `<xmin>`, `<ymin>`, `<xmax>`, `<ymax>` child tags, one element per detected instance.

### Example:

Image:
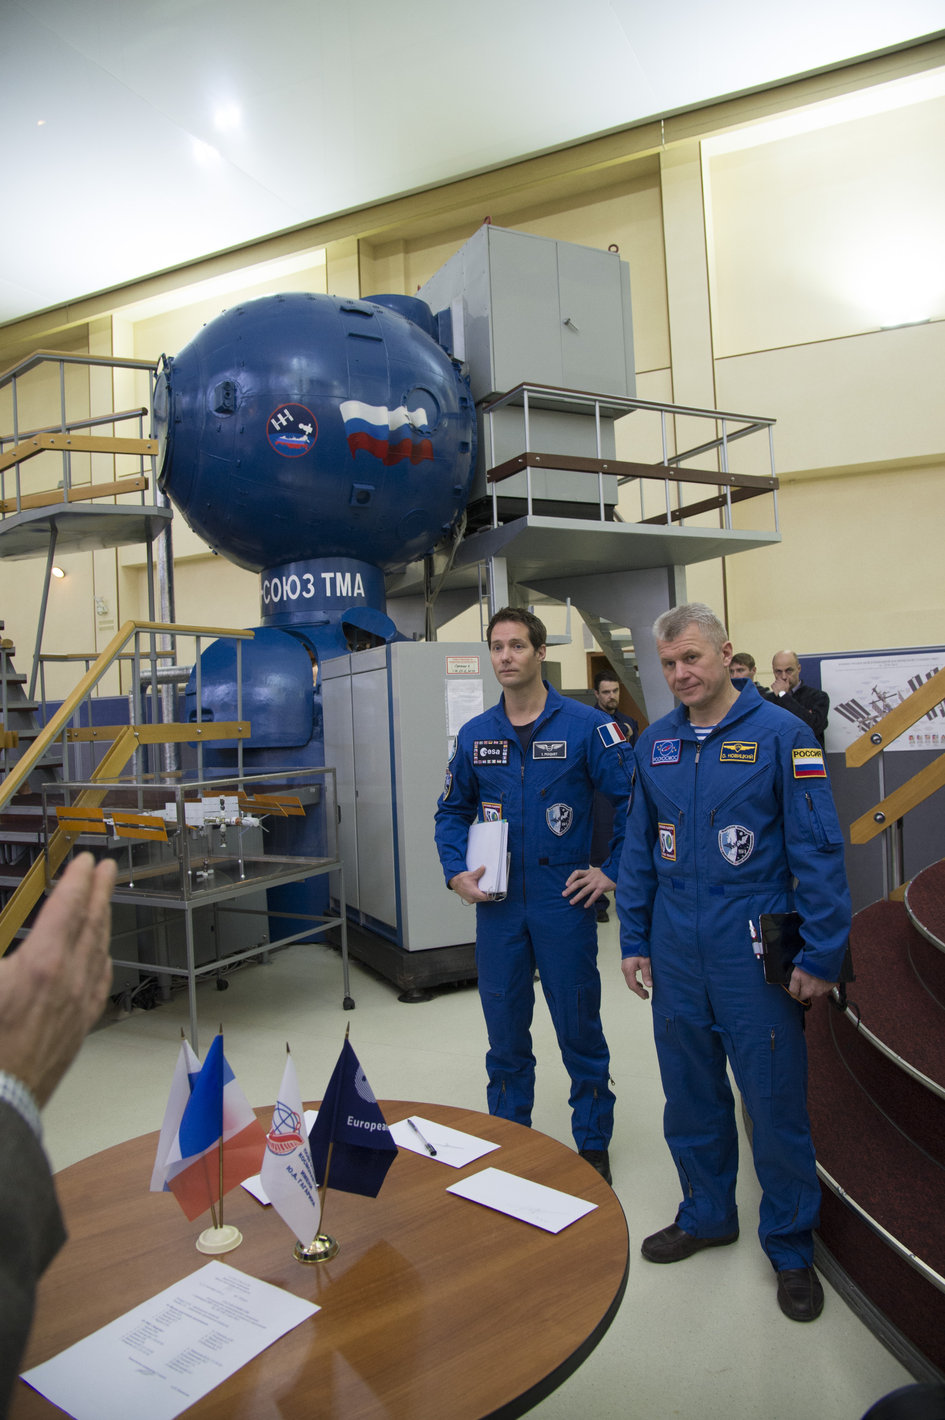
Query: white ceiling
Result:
<box><xmin>2</xmin><ymin>0</ymin><xmax>943</xmax><ymax>327</ymax></box>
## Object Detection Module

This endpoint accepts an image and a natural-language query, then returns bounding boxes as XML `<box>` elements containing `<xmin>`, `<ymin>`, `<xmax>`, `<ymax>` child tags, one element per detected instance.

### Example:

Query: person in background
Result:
<box><xmin>765</xmin><ymin>649</ymin><xmax>829</xmax><ymax>746</ymax></box>
<box><xmin>589</xmin><ymin>670</ymin><xmax>638</xmax><ymax>924</ymax></box>
<box><xmin>729</xmin><ymin>652</ymin><xmax>756</xmax><ymax>681</ymax></box>
<box><xmin>0</xmin><ymin>853</ymin><xmax>117</xmax><ymax>1413</ymax></box>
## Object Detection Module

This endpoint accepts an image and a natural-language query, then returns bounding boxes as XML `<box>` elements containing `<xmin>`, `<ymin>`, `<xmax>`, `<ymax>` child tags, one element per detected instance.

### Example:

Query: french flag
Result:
<box><xmin>163</xmin><ymin>1034</ymin><xmax>267</xmax><ymax>1222</ymax></box>
<box><xmin>597</xmin><ymin>720</ymin><xmax>628</xmax><ymax>748</ymax></box>
<box><xmin>340</xmin><ymin>399</ymin><xmax>433</xmax><ymax>465</ymax></box>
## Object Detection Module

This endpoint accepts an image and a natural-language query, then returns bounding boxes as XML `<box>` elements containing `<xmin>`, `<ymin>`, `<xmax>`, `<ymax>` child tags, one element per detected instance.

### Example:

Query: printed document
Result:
<box><xmin>21</xmin><ymin>1260</ymin><xmax>318</xmax><ymax>1420</ymax></box>
<box><xmin>466</xmin><ymin>818</ymin><xmax>509</xmax><ymax>897</ymax></box>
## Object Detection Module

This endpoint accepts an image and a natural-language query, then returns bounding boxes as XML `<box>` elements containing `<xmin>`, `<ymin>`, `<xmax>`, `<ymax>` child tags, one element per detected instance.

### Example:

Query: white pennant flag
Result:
<box><xmin>260</xmin><ymin>1053</ymin><xmax>320</xmax><ymax>1243</ymax></box>
<box><xmin>150</xmin><ymin>1038</ymin><xmax>202</xmax><ymax>1192</ymax></box>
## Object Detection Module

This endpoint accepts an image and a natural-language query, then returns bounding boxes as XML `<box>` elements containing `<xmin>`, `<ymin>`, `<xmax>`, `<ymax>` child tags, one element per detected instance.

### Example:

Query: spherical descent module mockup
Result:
<box><xmin>153</xmin><ymin>291</ymin><xmax>476</xmax><ymax>575</ymax></box>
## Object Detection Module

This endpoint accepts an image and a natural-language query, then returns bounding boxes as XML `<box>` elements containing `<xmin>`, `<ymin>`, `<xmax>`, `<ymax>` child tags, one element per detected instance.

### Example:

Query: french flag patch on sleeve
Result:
<box><xmin>597</xmin><ymin>721</ymin><xmax>627</xmax><ymax>748</ymax></box>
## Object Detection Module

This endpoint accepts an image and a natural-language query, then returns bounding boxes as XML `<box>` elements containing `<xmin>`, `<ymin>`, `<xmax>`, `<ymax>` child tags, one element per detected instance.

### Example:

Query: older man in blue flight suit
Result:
<box><xmin>435</xmin><ymin>607</ymin><xmax>634</xmax><ymax>1184</ymax></box>
<box><xmin>617</xmin><ymin>603</ymin><xmax>850</xmax><ymax>1322</ymax></box>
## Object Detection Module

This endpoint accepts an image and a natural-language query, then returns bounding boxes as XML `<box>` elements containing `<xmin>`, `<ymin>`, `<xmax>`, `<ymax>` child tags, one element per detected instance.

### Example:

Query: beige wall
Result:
<box><xmin>0</xmin><ymin>43</ymin><xmax>942</xmax><ymax>709</ymax></box>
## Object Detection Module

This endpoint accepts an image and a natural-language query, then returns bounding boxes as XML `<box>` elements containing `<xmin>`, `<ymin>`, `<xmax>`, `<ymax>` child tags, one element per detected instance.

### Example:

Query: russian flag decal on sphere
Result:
<box><xmin>340</xmin><ymin>399</ymin><xmax>433</xmax><ymax>465</ymax></box>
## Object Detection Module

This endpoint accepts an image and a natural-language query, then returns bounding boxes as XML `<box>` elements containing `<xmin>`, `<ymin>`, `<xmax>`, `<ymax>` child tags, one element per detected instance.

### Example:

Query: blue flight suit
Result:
<box><xmin>435</xmin><ymin>683</ymin><xmax>635</xmax><ymax>1149</ymax></box>
<box><xmin>616</xmin><ymin>678</ymin><xmax>851</xmax><ymax>1270</ymax></box>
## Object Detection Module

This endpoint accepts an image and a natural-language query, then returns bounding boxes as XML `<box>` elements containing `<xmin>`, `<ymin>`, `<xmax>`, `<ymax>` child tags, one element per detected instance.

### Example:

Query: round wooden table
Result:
<box><xmin>13</xmin><ymin>1101</ymin><xmax>629</xmax><ymax>1419</ymax></box>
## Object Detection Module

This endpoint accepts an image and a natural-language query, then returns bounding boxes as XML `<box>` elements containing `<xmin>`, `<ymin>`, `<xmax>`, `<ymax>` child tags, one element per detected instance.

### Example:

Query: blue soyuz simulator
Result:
<box><xmin>152</xmin><ymin>290</ymin><xmax>477</xmax><ymax>924</ymax></box>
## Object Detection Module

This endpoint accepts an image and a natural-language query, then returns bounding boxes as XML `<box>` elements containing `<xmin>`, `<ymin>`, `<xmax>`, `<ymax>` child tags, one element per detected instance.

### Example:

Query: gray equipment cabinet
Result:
<box><xmin>418</xmin><ymin>224</ymin><xmax>636</xmax><ymax>520</ymax></box>
<box><xmin>321</xmin><ymin>641</ymin><xmax>499</xmax><ymax>980</ymax></box>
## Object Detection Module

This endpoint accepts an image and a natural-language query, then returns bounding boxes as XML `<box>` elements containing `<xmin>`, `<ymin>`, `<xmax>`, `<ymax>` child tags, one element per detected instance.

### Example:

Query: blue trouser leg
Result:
<box><xmin>533</xmin><ymin>901</ymin><xmax>614</xmax><ymax>1151</ymax></box>
<box><xmin>651</xmin><ymin>885</ymin><xmax>820</xmax><ymax>1268</ymax></box>
<box><xmin>652</xmin><ymin>1005</ymin><xmax>740</xmax><ymax>1238</ymax></box>
<box><xmin>476</xmin><ymin>913</ymin><xmax>538</xmax><ymax>1126</ymax></box>
<box><xmin>718</xmin><ymin>1006</ymin><xmax>820</xmax><ymax>1270</ymax></box>
<box><xmin>475</xmin><ymin>882</ymin><xmax>614</xmax><ymax>1147</ymax></box>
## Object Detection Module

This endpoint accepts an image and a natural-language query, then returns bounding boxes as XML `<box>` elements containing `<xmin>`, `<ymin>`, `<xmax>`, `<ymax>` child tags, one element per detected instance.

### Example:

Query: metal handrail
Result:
<box><xmin>0</xmin><ymin>620</ymin><xmax>254</xmax><ymax>815</ymax></box>
<box><xmin>481</xmin><ymin>381</ymin><xmax>778</xmax><ymax>533</ymax></box>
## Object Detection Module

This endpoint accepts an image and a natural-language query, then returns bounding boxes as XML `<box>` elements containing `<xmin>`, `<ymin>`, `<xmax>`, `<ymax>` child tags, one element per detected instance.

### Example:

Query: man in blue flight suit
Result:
<box><xmin>434</xmin><ymin>607</ymin><xmax>635</xmax><ymax>1184</ymax></box>
<box><xmin>617</xmin><ymin>602</ymin><xmax>851</xmax><ymax>1321</ymax></box>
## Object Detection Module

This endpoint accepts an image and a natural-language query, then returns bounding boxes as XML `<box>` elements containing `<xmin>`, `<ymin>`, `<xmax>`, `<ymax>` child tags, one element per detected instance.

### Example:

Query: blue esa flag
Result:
<box><xmin>309</xmin><ymin>1038</ymin><xmax>397</xmax><ymax>1198</ymax></box>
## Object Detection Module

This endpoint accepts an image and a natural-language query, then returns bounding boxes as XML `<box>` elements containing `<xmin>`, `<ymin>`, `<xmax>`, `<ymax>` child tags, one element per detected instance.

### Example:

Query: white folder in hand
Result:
<box><xmin>466</xmin><ymin>819</ymin><xmax>509</xmax><ymax>898</ymax></box>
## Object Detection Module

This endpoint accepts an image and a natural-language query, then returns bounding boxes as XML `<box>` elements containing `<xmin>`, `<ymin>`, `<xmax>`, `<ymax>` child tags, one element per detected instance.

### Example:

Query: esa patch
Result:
<box><xmin>651</xmin><ymin>739</ymin><xmax>681</xmax><ymax>765</ymax></box>
<box><xmin>442</xmin><ymin>771</ymin><xmax>452</xmax><ymax>800</ymax></box>
<box><xmin>718</xmin><ymin>824</ymin><xmax>754</xmax><ymax>865</ymax></box>
<box><xmin>473</xmin><ymin>739</ymin><xmax>510</xmax><ymax>766</ymax></box>
<box><xmin>533</xmin><ymin>740</ymin><xmax>567</xmax><ymax>759</ymax></box>
<box><xmin>597</xmin><ymin>721</ymin><xmax>627</xmax><ymax>748</ymax></box>
<box><xmin>792</xmin><ymin>747</ymin><xmax>827</xmax><ymax>778</ymax></box>
<box><xmin>658</xmin><ymin>823</ymin><xmax>677</xmax><ymax>861</ymax></box>
<box><xmin>719</xmin><ymin>740</ymin><xmax>758</xmax><ymax>763</ymax></box>
<box><xmin>546</xmin><ymin>803</ymin><xmax>573</xmax><ymax>836</ymax></box>
<box><xmin>482</xmin><ymin>802</ymin><xmax>502</xmax><ymax>822</ymax></box>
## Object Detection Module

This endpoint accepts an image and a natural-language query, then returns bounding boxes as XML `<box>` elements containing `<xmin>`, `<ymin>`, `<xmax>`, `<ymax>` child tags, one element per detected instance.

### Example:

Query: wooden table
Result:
<box><xmin>13</xmin><ymin>1101</ymin><xmax>629</xmax><ymax>1419</ymax></box>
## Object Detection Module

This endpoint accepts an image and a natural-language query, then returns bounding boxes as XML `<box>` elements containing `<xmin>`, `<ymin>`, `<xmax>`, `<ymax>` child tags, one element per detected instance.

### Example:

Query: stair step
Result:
<box><xmin>906</xmin><ymin>859</ymin><xmax>945</xmax><ymax>954</ymax></box>
<box><xmin>806</xmin><ymin>1000</ymin><xmax>945</xmax><ymax>1372</ymax></box>
<box><xmin>847</xmin><ymin>899</ymin><xmax>945</xmax><ymax>1090</ymax></box>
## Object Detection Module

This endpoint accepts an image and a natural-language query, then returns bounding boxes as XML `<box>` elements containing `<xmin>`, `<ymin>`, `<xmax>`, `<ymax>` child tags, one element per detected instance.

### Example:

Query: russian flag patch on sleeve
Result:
<box><xmin>792</xmin><ymin>747</ymin><xmax>827</xmax><ymax>778</ymax></box>
<box><xmin>597</xmin><ymin>721</ymin><xmax>627</xmax><ymax>748</ymax></box>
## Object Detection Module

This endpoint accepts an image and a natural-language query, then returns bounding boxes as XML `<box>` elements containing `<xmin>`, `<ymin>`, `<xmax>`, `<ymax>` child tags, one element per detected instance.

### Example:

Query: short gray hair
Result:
<box><xmin>653</xmin><ymin>602</ymin><xmax>729</xmax><ymax>651</ymax></box>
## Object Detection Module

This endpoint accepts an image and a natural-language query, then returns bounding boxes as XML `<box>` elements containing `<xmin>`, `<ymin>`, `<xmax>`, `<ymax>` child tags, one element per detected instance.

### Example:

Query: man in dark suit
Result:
<box><xmin>765</xmin><ymin>650</ymin><xmax>829</xmax><ymax>746</ymax></box>
<box><xmin>0</xmin><ymin>853</ymin><xmax>116</xmax><ymax>1414</ymax></box>
<box><xmin>590</xmin><ymin>671</ymin><xmax>638</xmax><ymax>923</ymax></box>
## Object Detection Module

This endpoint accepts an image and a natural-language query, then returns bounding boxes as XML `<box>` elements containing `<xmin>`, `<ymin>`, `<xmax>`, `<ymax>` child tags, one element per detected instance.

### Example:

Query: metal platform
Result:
<box><xmin>0</xmin><ymin>502</ymin><xmax>172</xmax><ymax>559</ymax></box>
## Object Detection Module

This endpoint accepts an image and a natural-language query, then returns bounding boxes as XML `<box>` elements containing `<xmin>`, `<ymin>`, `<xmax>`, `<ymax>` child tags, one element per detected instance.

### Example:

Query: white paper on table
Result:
<box><xmin>389</xmin><ymin>1115</ymin><xmax>501</xmax><ymax>1168</ymax></box>
<box><xmin>242</xmin><ymin>1108</ymin><xmax>318</xmax><ymax>1203</ymax></box>
<box><xmin>21</xmin><ymin>1260</ymin><xmax>318</xmax><ymax>1420</ymax></box>
<box><xmin>446</xmin><ymin>1166</ymin><xmax>598</xmax><ymax>1234</ymax></box>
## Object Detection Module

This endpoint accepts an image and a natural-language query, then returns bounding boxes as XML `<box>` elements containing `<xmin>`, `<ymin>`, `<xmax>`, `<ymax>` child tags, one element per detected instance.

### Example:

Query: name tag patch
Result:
<box><xmin>719</xmin><ymin>740</ymin><xmax>758</xmax><ymax>763</ymax></box>
<box><xmin>546</xmin><ymin>803</ymin><xmax>573</xmax><ymax>836</ymax></box>
<box><xmin>533</xmin><ymin>740</ymin><xmax>567</xmax><ymax>759</ymax></box>
<box><xmin>651</xmin><ymin>739</ymin><xmax>681</xmax><ymax>765</ymax></box>
<box><xmin>719</xmin><ymin>824</ymin><xmax>754</xmax><ymax>865</ymax></box>
<box><xmin>473</xmin><ymin>740</ymin><xmax>509</xmax><ymax>766</ymax></box>
<box><xmin>658</xmin><ymin>823</ymin><xmax>677</xmax><ymax>861</ymax></box>
<box><xmin>597</xmin><ymin>721</ymin><xmax>627</xmax><ymax>748</ymax></box>
<box><xmin>793</xmin><ymin>747</ymin><xmax>827</xmax><ymax>778</ymax></box>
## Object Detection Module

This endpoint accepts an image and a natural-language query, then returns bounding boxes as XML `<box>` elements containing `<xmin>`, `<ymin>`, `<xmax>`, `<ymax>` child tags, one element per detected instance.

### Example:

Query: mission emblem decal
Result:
<box><xmin>546</xmin><ymin>803</ymin><xmax>573</xmax><ymax>836</ymax></box>
<box><xmin>718</xmin><ymin>824</ymin><xmax>754</xmax><ymax>865</ymax></box>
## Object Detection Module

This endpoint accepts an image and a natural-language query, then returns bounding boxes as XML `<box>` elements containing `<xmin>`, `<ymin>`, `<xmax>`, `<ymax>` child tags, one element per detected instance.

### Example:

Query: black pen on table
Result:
<box><xmin>407</xmin><ymin>1117</ymin><xmax>437</xmax><ymax>1156</ymax></box>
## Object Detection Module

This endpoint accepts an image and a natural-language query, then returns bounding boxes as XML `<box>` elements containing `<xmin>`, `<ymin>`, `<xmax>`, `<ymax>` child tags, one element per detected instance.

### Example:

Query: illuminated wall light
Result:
<box><xmin>51</xmin><ymin>566</ymin><xmax>65</xmax><ymax>579</ymax></box>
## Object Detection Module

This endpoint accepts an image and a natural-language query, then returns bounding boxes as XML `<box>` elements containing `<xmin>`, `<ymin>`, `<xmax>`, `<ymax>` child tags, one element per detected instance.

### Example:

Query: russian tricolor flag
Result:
<box><xmin>161</xmin><ymin>1034</ymin><xmax>267</xmax><ymax>1222</ymax></box>
<box><xmin>339</xmin><ymin>399</ymin><xmax>433</xmax><ymax>466</ymax></box>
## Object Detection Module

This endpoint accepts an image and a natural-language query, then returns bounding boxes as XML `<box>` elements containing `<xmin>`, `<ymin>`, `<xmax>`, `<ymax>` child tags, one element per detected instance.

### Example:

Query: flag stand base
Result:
<box><xmin>294</xmin><ymin>1234</ymin><xmax>339</xmax><ymax>1262</ymax></box>
<box><xmin>196</xmin><ymin>1225</ymin><xmax>243</xmax><ymax>1255</ymax></box>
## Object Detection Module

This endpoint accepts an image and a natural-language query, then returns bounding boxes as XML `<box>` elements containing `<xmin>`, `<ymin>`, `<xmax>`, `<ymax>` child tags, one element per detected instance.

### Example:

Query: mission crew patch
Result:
<box><xmin>719</xmin><ymin>740</ymin><xmax>758</xmax><ymax>763</ymax></box>
<box><xmin>546</xmin><ymin>803</ymin><xmax>573</xmax><ymax>836</ymax></box>
<box><xmin>658</xmin><ymin>823</ymin><xmax>677</xmax><ymax>861</ymax></box>
<box><xmin>533</xmin><ymin>740</ymin><xmax>567</xmax><ymax>759</ymax></box>
<box><xmin>719</xmin><ymin>824</ymin><xmax>754</xmax><ymax>865</ymax></box>
<box><xmin>651</xmin><ymin>739</ymin><xmax>681</xmax><ymax>765</ymax></box>
<box><xmin>482</xmin><ymin>802</ymin><xmax>502</xmax><ymax>821</ymax></box>
<box><xmin>792</xmin><ymin>747</ymin><xmax>827</xmax><ymax>778</ymax></box>
<box><xmin>473</xmin><ymin>740</ymin><xmax>510</xmax><ymax>766</ymax></box>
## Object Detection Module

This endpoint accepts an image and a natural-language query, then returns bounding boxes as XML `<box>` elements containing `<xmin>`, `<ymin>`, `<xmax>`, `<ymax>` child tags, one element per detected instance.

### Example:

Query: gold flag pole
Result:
<box><xmin>196</xmin><ymin>1026</ymin><xmax>243</xmax><ymax>1255</ymax></box>
<box><xmin>295</xmin><ymin>1025</ymin><xmax>348</xmax><ymax>1263</ymax></box>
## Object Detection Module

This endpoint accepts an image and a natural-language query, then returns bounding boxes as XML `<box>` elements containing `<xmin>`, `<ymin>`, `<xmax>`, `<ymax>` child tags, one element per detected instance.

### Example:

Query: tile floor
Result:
<box><xmin>41</xmin><ymin>917</ymin><xmax>915</xmax><ymax>1419</ymax></box>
